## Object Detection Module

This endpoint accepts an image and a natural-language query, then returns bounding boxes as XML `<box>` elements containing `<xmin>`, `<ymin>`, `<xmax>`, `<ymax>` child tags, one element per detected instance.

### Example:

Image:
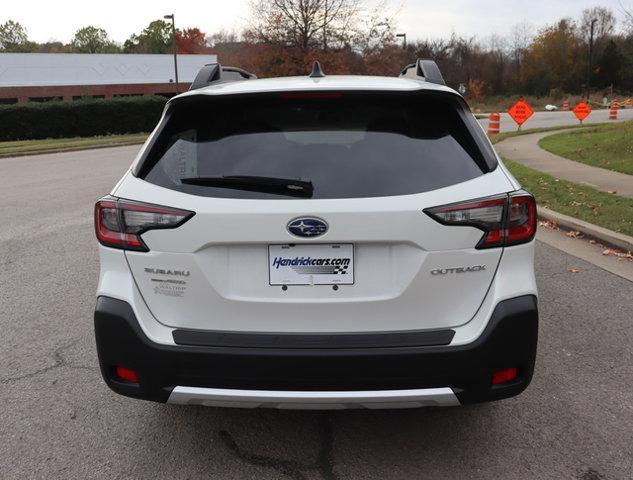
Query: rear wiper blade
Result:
<box><xmin>180</xmin><ymin>175</ymin><xmax>314</xmax><ymax>198</ymax></box>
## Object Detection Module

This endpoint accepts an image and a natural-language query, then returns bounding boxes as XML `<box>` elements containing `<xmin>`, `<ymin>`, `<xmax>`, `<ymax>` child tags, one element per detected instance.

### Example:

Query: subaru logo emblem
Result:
<box><xmin>287</xmin><ymin>217</ymin><xmax>328</xmax><ymax>238</ymax></box>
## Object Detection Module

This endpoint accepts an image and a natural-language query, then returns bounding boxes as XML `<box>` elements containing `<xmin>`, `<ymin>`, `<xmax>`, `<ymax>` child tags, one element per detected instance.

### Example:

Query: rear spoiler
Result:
<box><xmin>190</xmin><ymin>63</ymin><xmax>257</xmax><ymax>90</ymax></box>
<box><xmin>399</xmin><ymin>59</ymin><xmax>446</xmax><ymax>86</ymax></box>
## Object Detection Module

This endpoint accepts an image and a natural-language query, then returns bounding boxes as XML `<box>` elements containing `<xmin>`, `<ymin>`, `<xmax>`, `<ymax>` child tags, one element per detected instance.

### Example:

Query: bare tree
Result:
<box><xmin>621</xmin><ymin>1</ymin><xmax>633</xmax><ymax>32</ymax></box>
<box><xmin>509</xmin><ymin>22</ymin><xmax>534</xmax><ymax>81</ymax></box>
<box><xmin>410</xmin><ymin>38</ymin><xmax>451</xmax><ymax>61</ymax></box>
<box><xmin>351</xmin><ymin>0</ymin><xmax>399</xmax><ymax>54</ymax></box>
<box><xmin>207</xmin><ymin>30</ymin><xmax>240</xmax><ymax>48</ymax></box>
<box><xmin>579</xmin><ymin>6</ymin><xmax>616</xmax><ymax>43</ymax></box>
<box><xmin>248</xmin><ymin>0</ymin><xmax>395</xmax><ymax>51</ymax></box>
<box><xmin>320</xmin><ymin>0</ymin><xmax>360</xmax><ymax>49</ymax></box>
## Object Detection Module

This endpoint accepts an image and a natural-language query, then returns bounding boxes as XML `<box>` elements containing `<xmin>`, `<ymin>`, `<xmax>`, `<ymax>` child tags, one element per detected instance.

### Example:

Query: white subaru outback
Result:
<box><xmin>94</xmin><ymin>60</ymin><xmax>538</xmax><ymax>409</ymax></box>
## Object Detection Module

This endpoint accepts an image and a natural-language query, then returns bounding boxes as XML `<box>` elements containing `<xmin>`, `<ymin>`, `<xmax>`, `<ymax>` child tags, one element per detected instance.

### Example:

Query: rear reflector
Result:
<box><xmin>492</xmin><ymin>367</ymin><xmax>518</xmax><ymax>385</ymax></box>
<box><xmin>424</xmin><ymin>191</ymin><xmax>537</xmax><ymax>249</ymax></box>
<box><xmin>114</xmin><ymin>366</ymin><xmax>139</xmax><ymax>383</ymax></box>
<box><xmin>95</xmin><ymin>197</ymin><xmax>194</xmax><ymax>252</ymax></box>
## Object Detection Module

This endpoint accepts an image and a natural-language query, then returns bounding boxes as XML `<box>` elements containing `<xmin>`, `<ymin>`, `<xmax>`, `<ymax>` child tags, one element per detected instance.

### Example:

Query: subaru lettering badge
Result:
<box><xmin>287</xmin><ymin>217</ymin><xmax>328</xmax><ymax>238</ymax></box>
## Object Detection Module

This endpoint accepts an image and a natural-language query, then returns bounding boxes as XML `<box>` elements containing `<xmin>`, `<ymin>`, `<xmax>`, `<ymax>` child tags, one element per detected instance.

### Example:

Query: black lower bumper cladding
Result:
<box><xmin>94</xmin><ymin>295</ymin><xmax>538</xmax><ymax>404</ymax></box>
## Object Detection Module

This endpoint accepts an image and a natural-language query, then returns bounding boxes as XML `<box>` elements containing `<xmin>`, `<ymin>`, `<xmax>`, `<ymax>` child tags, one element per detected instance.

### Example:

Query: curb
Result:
<box><xmin>538</xmin><ymin>207</ymin><xmax>633</xmax><ymax>253</ymax></box>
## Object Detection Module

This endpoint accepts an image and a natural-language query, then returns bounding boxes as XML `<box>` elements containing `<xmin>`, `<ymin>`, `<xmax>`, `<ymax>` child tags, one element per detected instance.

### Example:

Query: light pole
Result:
<box><xmin>588</xmin><ymin>18</ymin><xmax>597</xmax><ymax>92</ymax></box>
<box><xmin>164</xmin><ymin>14</ymin><xmax>179</xmax><ymax>94</ymax></box>
<box><xmin>396</xmin><ymin>33</ymin><xmax>407</xmax><ymax>48</ymax></box>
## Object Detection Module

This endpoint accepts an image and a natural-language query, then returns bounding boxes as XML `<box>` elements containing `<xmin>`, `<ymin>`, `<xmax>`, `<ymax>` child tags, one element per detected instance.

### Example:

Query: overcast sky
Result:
<box><xmin>2</xmin><ymin>0</ymin><xmax>632</xmax><ymax>44</ymax></box>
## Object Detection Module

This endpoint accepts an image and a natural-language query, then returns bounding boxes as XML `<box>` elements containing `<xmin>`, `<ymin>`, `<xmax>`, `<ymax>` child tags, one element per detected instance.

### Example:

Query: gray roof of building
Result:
<box><xmin>0</xmin><ymin>53</ymin><xmax>217</xmax><ymax>87</ymax></box>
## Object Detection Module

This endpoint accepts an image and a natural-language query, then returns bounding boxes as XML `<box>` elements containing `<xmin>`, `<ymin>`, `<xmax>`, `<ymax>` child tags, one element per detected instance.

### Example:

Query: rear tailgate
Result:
<box><xmin>118</xmin><ymin>89</ymin><xmax>511</xmax><ymax>334</ymax></box>
<box><xmin>117</xmin><ymin>171</ymin><xmax>510</xmax><ymax>333</ymax></box>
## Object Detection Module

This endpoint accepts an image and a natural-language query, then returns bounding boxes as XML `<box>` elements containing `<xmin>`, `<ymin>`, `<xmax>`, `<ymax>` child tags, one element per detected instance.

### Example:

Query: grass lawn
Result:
<box><xmin>491</xmin><ymin>123</ymin><xmax>633</xmax><ymax>236</ymax></box>
<box><xmin>0</xmin><ymin>133</ymin><xmax>148</xmax><ymax>157</ymax></box>
<box><xmin>503</xmin><ymin>158</ymin><xmax>633</xmax><ymax>237</ymax></box>
<box><xmin>538</xmin><ymin>121</ymin><xmax>633</xmax><ymax>175</ymax></box>
<box><xmin>487</xmin><ymin>123</ymin><xmax>609</xmax><ymax>145</ymax></box>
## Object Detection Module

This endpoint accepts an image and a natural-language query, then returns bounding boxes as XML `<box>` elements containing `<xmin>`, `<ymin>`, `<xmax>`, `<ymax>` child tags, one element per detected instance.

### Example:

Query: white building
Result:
<box><xmin>0</xmin><ymin>53</ymin><xmax>217</xmax><ymax>103</ymax></box>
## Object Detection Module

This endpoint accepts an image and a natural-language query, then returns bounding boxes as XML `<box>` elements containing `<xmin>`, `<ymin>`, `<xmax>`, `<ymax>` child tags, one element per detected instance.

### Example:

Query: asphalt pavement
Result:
<box><xmin>1</xmin><ymin>146</ymin><xmax>632</xmax><ymax>479</ymax></box>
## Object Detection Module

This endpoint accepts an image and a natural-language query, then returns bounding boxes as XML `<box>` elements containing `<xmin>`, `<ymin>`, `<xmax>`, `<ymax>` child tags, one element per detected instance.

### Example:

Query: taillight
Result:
<box><xmin>95</xmin><ymin>197</ymin><xmax>194</xmax><ymax>252</ymax></box>
<box><xmin>506</xmin><ymin>193</ymin><xmax>537</xmax><ymax>246</ymax></box>
<box><xmin>424</xmin><ymin>191</ymin><xmax>536</xmax><ymax>249</ymax></box>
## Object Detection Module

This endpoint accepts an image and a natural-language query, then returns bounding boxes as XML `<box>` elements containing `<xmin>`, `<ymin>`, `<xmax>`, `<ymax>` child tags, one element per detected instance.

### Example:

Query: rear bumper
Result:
<box><xmin>168</xmin><ymin>386</ymin><xmax>460</xmax><ymax>409</ymax></box>
<box><xmin>94</xmin><ymin>295</ymin><xmax>538</xmax><ymax>408</ymax></box>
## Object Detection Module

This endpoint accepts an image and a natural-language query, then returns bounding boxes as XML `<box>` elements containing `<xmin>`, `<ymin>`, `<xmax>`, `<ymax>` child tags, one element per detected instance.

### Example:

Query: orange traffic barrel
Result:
<box><xmin>487</xmin><ymin>113</ymin><xmax>501</xmax><ymax>134</ymax></box>
<box><xmin>609</xmin><ymin>100</ymin><xmax>619</xmax><ymax>120</ymax></box>
<box><xmin>562</xmin><ymin>100</ymin><xmax>570</xmax><ymax>111</ymax></box>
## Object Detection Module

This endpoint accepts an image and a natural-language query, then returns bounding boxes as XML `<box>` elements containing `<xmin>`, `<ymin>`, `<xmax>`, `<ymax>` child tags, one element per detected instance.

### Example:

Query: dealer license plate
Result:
<box><xmin>268</xmin><ymin>244</ymin><xmax>354</xmax><ymax>286</ymax></box>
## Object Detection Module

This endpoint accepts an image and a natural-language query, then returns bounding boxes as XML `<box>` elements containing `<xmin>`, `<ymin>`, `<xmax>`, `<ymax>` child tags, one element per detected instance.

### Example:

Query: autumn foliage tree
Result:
<box><xmin>521</xmin><ymin>19</ymin><xmax>586</xmax><ymax>95</ymax></box>
<box><xmin>176</xmin><ymin>28</ymin><xmax>209</xmax><ymax>54</ymax></box>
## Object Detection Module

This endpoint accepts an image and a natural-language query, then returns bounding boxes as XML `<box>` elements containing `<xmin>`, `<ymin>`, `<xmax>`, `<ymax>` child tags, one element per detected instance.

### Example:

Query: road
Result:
<box><xmin>477</xmin><ymin>108</ymin><xmax>633</xmax><ymax>132</ymax></box>
<box><xmin>1</xmin><ymin>146</ymin><xmax>632</xmax><ymax>480</ymax></box>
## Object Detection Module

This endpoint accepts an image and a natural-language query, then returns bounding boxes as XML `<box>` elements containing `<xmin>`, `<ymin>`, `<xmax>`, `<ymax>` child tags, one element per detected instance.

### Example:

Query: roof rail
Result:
<box><xmin>399</xmin><ymin>59</ymin><xmax>445</xmax><ymax>86</ymax></box>
<box><xmin>189</xmin><ymin>63</ymin><xmax>257</xmax><ymax>90</ymax></box>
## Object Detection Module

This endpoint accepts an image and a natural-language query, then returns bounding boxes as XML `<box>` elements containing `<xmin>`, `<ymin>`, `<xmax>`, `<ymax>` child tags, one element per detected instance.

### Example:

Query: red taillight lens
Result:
<box><xmin>492</xmin><ymin>367</ymin><xmax>518</xmax><ymax>385</ymax></box>
<box><xmin>424</xmin><ymin>191</ymin><xmax>536</xmax><ymax>249</ymax></box>
<box><xmin>425</xmin><ymin>195</ymin><xmax>507</xmax><ymax>248</ymax></box>
<box><xmin>114</xmin><ymin>366</ymin><xmax>139</xmax><ymax>383</ymax></box>
<box><xmin>95</xmin><ymin>197</ymin><xmax>194</xmax><ymax>252</ymax></box>
<box><xmin>506</xmin><ymin>193</ymin><xmax>537</xmax><ymax>246</ymax></box>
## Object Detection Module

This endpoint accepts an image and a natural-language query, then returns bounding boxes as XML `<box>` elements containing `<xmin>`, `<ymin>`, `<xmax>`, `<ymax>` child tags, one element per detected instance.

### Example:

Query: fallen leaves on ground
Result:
<box><xmin>567</xmin><ymin>268</ymin><xmax>580</xmax><ymax>273</ymax></box>
<box><xmin>601</xmin><ymin>249</ymin><xmax>633</xmax><ymax>261</ymax></box>
<box><xmin>566</xmin><ymin>230</ymin><xmax>584</xmax><ymax>239</ymax></box>
<box><xmin>539</xmin><ymin>219</ymin><xmax>559</xmax><ymax>230</ymax></box>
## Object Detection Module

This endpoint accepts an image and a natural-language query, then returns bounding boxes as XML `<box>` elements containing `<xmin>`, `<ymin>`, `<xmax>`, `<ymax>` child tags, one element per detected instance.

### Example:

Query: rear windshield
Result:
<box><xmin>140</xmin><ymin>92</ymin><xmax>492</xmax><ymax>200</ymax></box>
